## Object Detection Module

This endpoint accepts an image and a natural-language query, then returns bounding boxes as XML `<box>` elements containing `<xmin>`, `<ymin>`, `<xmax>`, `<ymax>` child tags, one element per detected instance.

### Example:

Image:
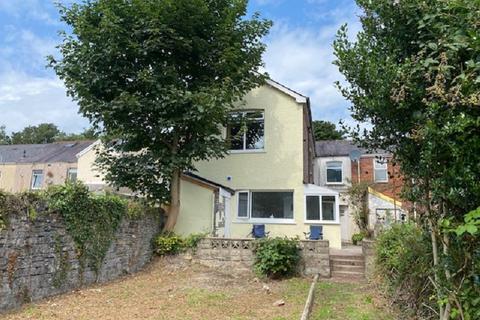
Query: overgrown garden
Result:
<box><xmin>334</xmin><ymin>0</ymin><xmax>480</xmax><ymax>319</ymax></box>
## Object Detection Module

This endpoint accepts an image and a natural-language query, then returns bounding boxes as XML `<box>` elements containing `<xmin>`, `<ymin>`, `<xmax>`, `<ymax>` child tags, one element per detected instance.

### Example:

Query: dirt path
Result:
<box><xmin>1</xmin><ymin>257</ymin><xmax>310</xmax><ymax>320</ymax></box>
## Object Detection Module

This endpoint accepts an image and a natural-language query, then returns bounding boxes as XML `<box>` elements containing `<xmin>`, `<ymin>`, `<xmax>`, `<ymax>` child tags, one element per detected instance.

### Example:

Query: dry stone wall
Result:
<box><xmin>0</xmin><ymin>211</ymin><xmax>160</xmax><ymax>313</ymax></box>
<box><xmin>193</xmin><ymin>238</ymin><xmax>331</xmax><ymax>277</ymax></box>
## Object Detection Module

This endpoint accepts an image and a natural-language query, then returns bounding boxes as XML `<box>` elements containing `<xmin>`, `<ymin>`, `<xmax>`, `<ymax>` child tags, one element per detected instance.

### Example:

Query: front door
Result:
<box><xmin>340</xmin><ymin>205</ymin><xmax>351</xmax><ymax>243</ymax></box>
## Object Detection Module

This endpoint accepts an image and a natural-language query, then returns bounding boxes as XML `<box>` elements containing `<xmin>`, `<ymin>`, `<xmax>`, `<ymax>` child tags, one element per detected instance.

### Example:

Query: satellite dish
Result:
<box><xmin>349</xmin><ymin>149</ymin><xmax>361</xmax><ymax>162</ymax></box>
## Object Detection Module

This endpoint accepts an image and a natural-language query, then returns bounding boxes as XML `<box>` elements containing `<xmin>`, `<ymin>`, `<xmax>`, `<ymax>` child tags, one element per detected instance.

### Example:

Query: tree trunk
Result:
<box><xmin>163</xmin><ymin>168</ymin><xmax>181</xmax><ymax>232</ymax></box>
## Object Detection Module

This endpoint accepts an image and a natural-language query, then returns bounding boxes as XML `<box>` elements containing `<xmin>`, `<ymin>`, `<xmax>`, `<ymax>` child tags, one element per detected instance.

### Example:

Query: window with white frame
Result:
<box><xmin>67</xmin><ymin>168</ymin><xmax>77</xmax><ymax>182</ymax></box>
<box><xmin>31</xmin><ymin>170</ymin><xmax>43</xmax><ymax>190</ymax></box>
<box><xmin>237</xmin><ymin>191</ymin><xmax>293</xmax><ymax>220</ymax></box>
<box><xmin>227</xmin><ymin>111</ymin><xmax>264</xmax><ymax>151</ymax></box>
<box><xmin>326</xmin><ymin>161</ymin><xmax>343</xmax><ymax>184</ymax></box>
<box><xmin>305</xmin><ymin>195</ymin><xmax>337</xmax><ymax>222</ymax></box>
<box><xmin>374</xmin><ymin>158</ymin><xmax>388</xmax><ymax>182</ymax></box>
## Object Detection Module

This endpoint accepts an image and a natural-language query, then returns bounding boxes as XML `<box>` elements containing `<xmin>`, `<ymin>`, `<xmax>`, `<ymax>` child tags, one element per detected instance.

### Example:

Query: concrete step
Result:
<box><xmin>331</xmin><ymin>270</ymin><xmax>365</xmax><ymax>280</ymax></box>
<box><xmin>330</xmin><ymin>254</ymin><xmax>364</xmax><ymax>261</ymax></box>
<box><xmin>330</xmin><ymin>258</ymin><xmax>365</xmax><ymax>266</ymax></box>
<box><xmin>331</xmin><ymin>264</ymin><xmax>365</xmax><ymax>272</ymax></box>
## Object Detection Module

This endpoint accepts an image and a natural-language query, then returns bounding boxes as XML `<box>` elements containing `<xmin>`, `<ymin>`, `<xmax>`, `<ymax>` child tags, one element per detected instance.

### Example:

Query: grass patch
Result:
<box><xmin>311</xmin><ymin>281</ymin><xmax>394</xmax><ymax>320</ymax></box>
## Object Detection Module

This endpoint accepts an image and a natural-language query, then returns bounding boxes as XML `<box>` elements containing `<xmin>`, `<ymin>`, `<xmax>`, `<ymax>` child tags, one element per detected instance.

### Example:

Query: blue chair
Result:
<box><xmin>304</xmin><ymin>225</ymin><xmax>323</xmax><ymax>240</ymax></box>
<box><xmin>252</xmin><ymin>224</ymin><xmax>268</xmax><ymax>238</ymax></box>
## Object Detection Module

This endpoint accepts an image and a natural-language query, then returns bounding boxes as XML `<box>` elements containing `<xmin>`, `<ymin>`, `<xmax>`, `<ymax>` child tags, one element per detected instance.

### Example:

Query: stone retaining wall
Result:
<box><xmin>193</xmin><ymin>238</ymin><xmax>330</xmax><ymax>277</ymax></box>
<box><xmin>0</xmin><ymin>211</ymin><xmax>161</xmax><ymax>313</ymax></box>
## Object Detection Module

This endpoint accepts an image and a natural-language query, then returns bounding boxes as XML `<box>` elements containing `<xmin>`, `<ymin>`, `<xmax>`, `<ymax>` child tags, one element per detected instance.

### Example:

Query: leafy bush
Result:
<box><xmin>375</xmin><ymin>223</ymin><xmax>434</xmax><ymax>318</ymax></box>
<box><xmin>253</xmin><ymin>237</ymin><xmax>300</xmax><ymax>279</ymax></box>
<box><xmin>153</xmin><ymin>232</ymin><xmax>206</xmax><ymax>255</ymax></box>
<box><xmin>351</xmin><ymin>232</ymin><xmax>365</xmax><ymax>245</ymax></box>
<box><xmin>154</xmin><ymin>233</ymin><xmax>185</xmax><ymax>255</ymax></box>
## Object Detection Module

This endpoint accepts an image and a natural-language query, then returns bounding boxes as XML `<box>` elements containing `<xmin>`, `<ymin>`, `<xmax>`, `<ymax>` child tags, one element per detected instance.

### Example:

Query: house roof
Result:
<box><xmin>265</xmin><ymin>79</ymin><xmax>308</xmax><ymax>104</ymax></box>
<box><xmin>0</xmin><ymin>141</ymin><xmax>95</xmax><ymax>164</ymax></box>
<box><xmin>183</xmin><ymin>172</ymin><xmax>235</xmax><ymax>194</ymax></box>
<box><xmin>315</xmin><ymin>140</ymin><xmax>389</xmax><ymax>158</ymax></box>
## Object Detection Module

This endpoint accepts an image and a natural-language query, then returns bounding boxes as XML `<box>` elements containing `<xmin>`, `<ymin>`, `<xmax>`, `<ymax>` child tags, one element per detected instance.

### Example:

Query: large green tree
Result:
<box><xmin>0</xmin><ymin>126</ymin><xmax>10</xmax><ymax>145</ymax></box>
<box><xmin>312</xmin><ymin>120</ymin><xmax>345</xmax><ymax>141</ymax></box>
<box><xmin>334</xmin><ymin>0</ymin><xmax>479</xmax><ymax>319</ymax></box>
<box><xmin>50</xmin><ymin>0</ymin><xmax>271</xmax><ymax>230</ymax></box>
<box><xmin>10</xmin><ymin>123</ymin><xmax>61</xmax><ymax>144</ymax></box>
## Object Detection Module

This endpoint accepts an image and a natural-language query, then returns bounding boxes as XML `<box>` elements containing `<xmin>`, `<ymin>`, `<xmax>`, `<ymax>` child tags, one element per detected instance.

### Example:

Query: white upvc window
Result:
<box><xmin>374</xmin><ymin>158</ymin><xmax>388</xmax><ymax>183</ymax></box>
<box><xmin>236</xmin><ymin>190</ymin><xmax>294</xmax><ymax>223</ymax></box>
<box><xmin>305</xmin><ymin>194</ymin><xmax>339</xmax><ymax>224</ymax></box>
<box><xmin>67</xmin><ymin>168</ymin><xmax>78</xmax><ymax>182</ymax></box>
<box><xmin>227</xmin><ymin>110</ymin><xmax>265</xmax><ymax>152</ymax></box>
<box><xmin>31</xmin><ymin>170</ymin><xmax>44</xmax><ymax>190</ymax></box>
<box><xmin>326</xmin><ymin>161</ymin><xmax>343</xmax><ymax>184</ymax></box>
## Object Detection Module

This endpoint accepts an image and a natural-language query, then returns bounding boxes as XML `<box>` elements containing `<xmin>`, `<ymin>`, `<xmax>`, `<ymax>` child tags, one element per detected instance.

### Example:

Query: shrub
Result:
<box><xmin>183</xmin><ymin>233</ymin><xmax>207</xmax><ymax>250</ymax></box>
<box><xmin>153</xmin><ymin>232</ymin><xmax>206</xmax><ymax>255</ymax></box>
<box><xmin>154</xmin><ymin>233</ymin><xmax>185</xmax><ymax>255</ymax></box>
<box><xmin>375</xmin><ymin>222</ymin><xmax>434</xmax><ymax>318</ymax></box>
<box><xmin>253</xmin><ymin>237</ymin><xmax>300</xmax><ymax>279</ymax></box>
<box><xmin>351</xmin><ymin>232</ymin><xmax>365</xmax><ymax>245</ymax></box>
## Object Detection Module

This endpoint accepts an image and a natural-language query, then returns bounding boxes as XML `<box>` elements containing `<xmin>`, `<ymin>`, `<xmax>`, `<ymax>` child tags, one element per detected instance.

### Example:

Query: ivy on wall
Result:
<box><xmin>0</xmin><ymin>182</ymin><xmax>158</xmax><ymax>280</ymax></box>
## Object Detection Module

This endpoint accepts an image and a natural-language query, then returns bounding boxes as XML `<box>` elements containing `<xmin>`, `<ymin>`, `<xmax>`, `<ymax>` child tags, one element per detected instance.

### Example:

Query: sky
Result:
<box><xmin>0</xmin><ymin>0</ymin><xmax>361</xmax><ymax>134</ymax></box>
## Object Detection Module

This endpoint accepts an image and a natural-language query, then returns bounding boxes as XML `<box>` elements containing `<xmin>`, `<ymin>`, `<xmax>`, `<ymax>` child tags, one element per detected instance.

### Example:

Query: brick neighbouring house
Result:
<box><xmin>314</xmin><ymin>140</ymin><xmax>407</xmax><ymax>243</ymax></box>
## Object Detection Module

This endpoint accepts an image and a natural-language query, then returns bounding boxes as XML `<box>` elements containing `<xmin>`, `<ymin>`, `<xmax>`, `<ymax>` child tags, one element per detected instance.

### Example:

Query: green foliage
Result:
<box><xmin>50</xmin><ymin>0</ymin><xmax>272</xmax><ymax>206</ymax></box>
<box><xmin>334</xmin><ymin>0</ymin><xmax>480</xmax><ymax>317</ymax></box>
<box><xmin>375</xmin><ymin>223</ymin><xmax>434</xmax><ymax>318</ymax></box>
<box><xmin>153</xmin><ymin>233</ymin><xmax>185</xmax><ymax>256</ymax></box>
<box><xmin>253</xmin><ymin>237</ymin><xmax>300</xmax><ymax>279</ymax></box>
<box><xmin>153</xmin><ymin>232</ymin><xmax>206</xmax><ymax>255</ymax></box>
<box><xmin>346</xmin><ymin>182</ymin><xmax>371</xmax><ymax>234</ymax></box>
<box><xmin>351</xmin><ymin>232</ymin><xmax>365</xmax><ymax>245</ymax></box>
<box><xmin>312</xmin><ymin>120</ymin><xmax>345</xmax><ymax>141</ymax></box>
<box><xmin>0</xmin><ymin>125</ymin><xmax>10</xmax><ymax>145</ymax></box>
<box><xmin>45</xmin><ymin>183</ymin><xmax>127</xmax><ymax>274</ymax></box>
<box><xmin>11</xmin><ymin>123</ymin><xmax>61</xmax><ymax>144</ymax></box>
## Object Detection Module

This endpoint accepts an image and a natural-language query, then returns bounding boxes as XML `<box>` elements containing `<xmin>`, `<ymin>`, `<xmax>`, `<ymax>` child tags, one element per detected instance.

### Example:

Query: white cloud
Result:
<box><xmin>0</xmin><ymin>71</ymin><xmax>89</xmax><ymax>133</ymax></box>
<box><xmin>262</xmin><ymin>3</ymin><xmax>361</xmax><ymax>126</ymax></box>
<box><xmin>0</xmin><ymin>0</ymin><xmax>60</xmax><ymax>26</ymax></box>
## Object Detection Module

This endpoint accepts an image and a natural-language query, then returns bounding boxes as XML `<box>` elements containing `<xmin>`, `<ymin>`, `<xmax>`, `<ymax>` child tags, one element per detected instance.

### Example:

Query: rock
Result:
<box><xmin>262</xmin><ymin>284</ymin><xmax>271</xmax><ymax>294</ymax></box>
<box><xmin>273</xmin><ymin>299</ymin><xmax>285</xmax><ymax>307</ymax></box>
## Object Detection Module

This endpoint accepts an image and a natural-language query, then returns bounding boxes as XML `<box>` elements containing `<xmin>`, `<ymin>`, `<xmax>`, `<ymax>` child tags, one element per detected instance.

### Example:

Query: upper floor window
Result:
<box><xmin>374</xmin><ymin>158</ymin><xmax>388</xmax><ymax>183</ymax></box>
<box><xmin>67</xmin><ymin>168</ymin><xmax>78</xmax><ymax>182</ymax></box>
<box><xmin>31</xmin><ymin>170</ymin><xmax>43</xmax><ymax>190</ymax></box>
<box><xmin>227</xmin><ymin>111</ymin><xmax>264</xmax><ymax>151</ymax></box>
<box><xmin>326</xmin><ymin>161</ymin><xmax>343</xmax><ymax>184</ymax></box>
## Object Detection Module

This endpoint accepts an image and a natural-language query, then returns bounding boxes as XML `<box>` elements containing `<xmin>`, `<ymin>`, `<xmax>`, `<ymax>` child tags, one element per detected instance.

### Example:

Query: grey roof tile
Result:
<box><xmin>0</xmin><ymin>141</ymin><xmax>95</xmax><ymax>164</ymax></box>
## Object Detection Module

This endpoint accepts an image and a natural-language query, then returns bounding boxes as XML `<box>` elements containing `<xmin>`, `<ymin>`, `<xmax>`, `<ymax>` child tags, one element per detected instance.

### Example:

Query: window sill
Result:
<box><xmin>304</xmin><ymin>220</ymin><xmax>340</xmax><ymax>225</ymax></box>
<box><xmin>228</xmin><ymin>149</ymin><xmax>266</xmax><ymax>154</ymax></box>
<box><xmin>374</xmin><ymin>181</ymin><xmax>389</xmax><ymax>184</ymax></box>
<box><xmin>234</xmin><ymin>218</ymin><xmax>296</xmax><ymax>225</ymax></box>
<box><xmin>325</xmin><ymin>182</ymin><xmax>344</xmax><ymax>186</ymax></box>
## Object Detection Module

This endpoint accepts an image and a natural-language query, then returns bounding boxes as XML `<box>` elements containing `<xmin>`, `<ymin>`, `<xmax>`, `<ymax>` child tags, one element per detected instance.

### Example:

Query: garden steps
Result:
<box><xmin>329</xmin><ymin>253</ymin><xmax>365</xmax><ymax>280</ymax></box>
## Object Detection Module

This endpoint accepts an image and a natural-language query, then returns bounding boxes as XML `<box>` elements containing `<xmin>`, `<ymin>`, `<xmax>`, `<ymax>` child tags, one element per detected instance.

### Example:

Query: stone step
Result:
<box><xmin>331</xmin><ymin>264</ymin><xmax>365</xmax><ymax>272</ymax></box>
<box><xmin>331</xmin><ymin>270</ymin><xmax>365</xmax><ymax>280</ymax></box>
<box><xmin>330</xmin><ymin>254</ymin><xmax>364</xmax><ymax>261</ymax></box>
<box><xmin>330</xmin><ymin>258</ymin><xmax>364</xmax><ymax>266</ymax></box>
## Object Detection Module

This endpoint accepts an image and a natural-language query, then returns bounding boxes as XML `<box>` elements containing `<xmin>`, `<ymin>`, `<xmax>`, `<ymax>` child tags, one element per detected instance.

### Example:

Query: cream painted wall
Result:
<box><xmin>174</xmin><ymin>179</ymin><xmax>214</xmax><ymax>236</ymax></box>
<box><xmin>194</xmin><ymin>85</ymin><xmax>341</xmax><ymax>248</ymax></box>
<box><xmin>0</xmin><ymin>165</ymin><xmax>18</xmax><ymax>193</ymax></box>
<box><xmin>77</xmin><ymin>144</ymin><xmax>105</xmax><ymax>186</ymax></box>
<box><xmin>0</xmin><ymin>162</ymin><xmax>76</xmax><ymax>193</ymax></box>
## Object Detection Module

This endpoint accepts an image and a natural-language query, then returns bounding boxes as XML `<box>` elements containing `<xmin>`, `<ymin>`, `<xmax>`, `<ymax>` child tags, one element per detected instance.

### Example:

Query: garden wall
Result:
<box><xmin>362</xmin><ymin>239</ymin><xmax>375</xmax><ymax>280</ymax></box>
<box><xmin>0</xmin><ymin>211</ymin><xmax>161</xmax><ymax>313</ymax></box>
<box><xmin>193</xmin><ymin>238</ymin><xmax>331</xmax><ymax>277</ymax></box>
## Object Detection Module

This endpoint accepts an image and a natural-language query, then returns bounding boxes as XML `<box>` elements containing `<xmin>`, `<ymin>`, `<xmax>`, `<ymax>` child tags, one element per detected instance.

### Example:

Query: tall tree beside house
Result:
<box><xmin>312</xmin><ymin>120</ymin><xmax>345</xmax><ymax>140</ymax></box>
<box><xmin>0</xmin><ymin>126</ymin><xmax>10</xmax><ymax>145</ymax></box>
<box><xmin>11</xmin><ymin>123</ymin><xmax>61</xmax><ymax>144</ymax></box>
<box><xmin>334</xmin><ymin>0</ymin><xmax>479</xmax><ymax>319</ymax></box>
<box><xmin>49</xmin><ymin>0</ymin><xmax>272</xmax><ymax>231</ymax></box>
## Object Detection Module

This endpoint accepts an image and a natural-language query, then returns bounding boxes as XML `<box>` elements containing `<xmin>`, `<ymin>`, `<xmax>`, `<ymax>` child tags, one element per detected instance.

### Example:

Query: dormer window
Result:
<box><xmin>326</xmin><ymin>161</ymin><xmax>343</xmax><ymax>184</ymax></box>
<box><xmin>227</xmin><ymin>110</ymin><xmax>264</xmax><ymax>151</ymax></box>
